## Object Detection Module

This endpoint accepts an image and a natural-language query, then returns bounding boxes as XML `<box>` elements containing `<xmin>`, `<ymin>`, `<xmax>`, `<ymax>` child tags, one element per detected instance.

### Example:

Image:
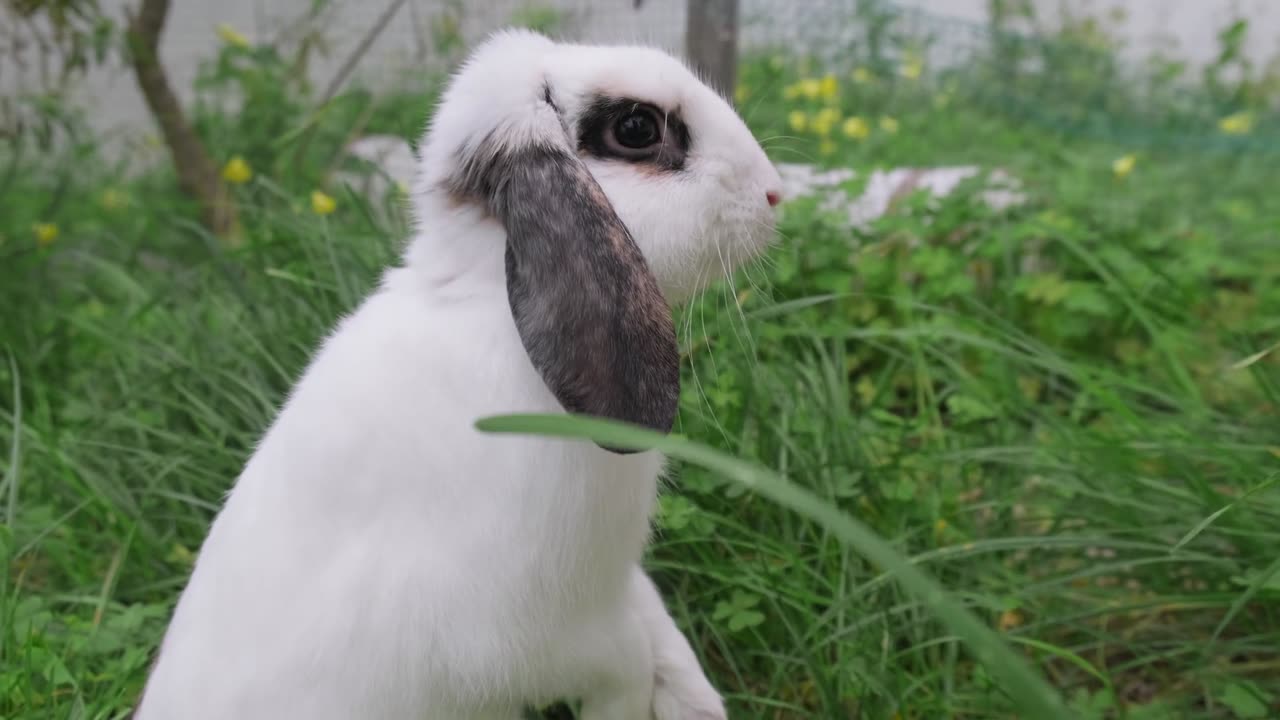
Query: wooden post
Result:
<box><xmin>685</xmin><ymin>0</ymin><xmax>739</xmax><ymax>101</ymax></box>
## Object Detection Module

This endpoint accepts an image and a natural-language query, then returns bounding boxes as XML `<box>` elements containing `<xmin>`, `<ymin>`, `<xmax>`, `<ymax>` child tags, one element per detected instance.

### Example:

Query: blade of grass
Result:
<box><xmin>1173</xmin><ymin>472</ymin><xmax>1280</xmax><ymax>552</ymax></box>
<box><xmin>4</xmin><ymin>352</ymin><xmax>20</xmax><ymax>528</ymax></box>
<box><xmin>475</xmin><ymin>413</ymin><xmax>1071</xmax><ymax>720</ymax></box>
<box><xmin>1211</xmin><ymin>553</ymin><xmax>1280</xmax><ymax>647</ymax></box>
<box><xmin>1004</xmin><ymin>635</ymin><xmax>1113</xmax><ymax>689</ymax></box>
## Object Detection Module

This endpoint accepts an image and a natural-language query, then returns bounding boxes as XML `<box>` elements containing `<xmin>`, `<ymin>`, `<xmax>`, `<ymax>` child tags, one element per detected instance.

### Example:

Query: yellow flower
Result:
<box><xmin>934</xmin><ymin>518</ymin><xmax>949</xmax><ymax>534</ymax></box>
<box><xmin>311</xmin><ymin>190</ymin><xmax>337</xmax><ymax>216</ymax></box>
<box><xmin>100</xmin><ymin>188</ymin><xmax>127</xmax><ymax>211</ymax></box>
<box><xmin>216</xmin><ymin>23</ymin><xmax>250</xmax><ymax>49</ymax></box>
<box><xmin>817</xmin><ymin>74</ymin><xmax>839</xmax><ymax>102</ymax></box>
<box><xmin>798</xmin><ymin>78</ymin><xmax>822</xmax><ymax>100</ymax></box>
<box><xmin>733</xmin><ymin>85</ymin><xmax>749</xmax><ymax>104</ymax></box>
<box><xmin>900</xmin><ymin>55</ymin><xmax>924</xmax><ymax>80</ymax></box>
<box><xmin>856</xmin><ymin>376</ymin><xmax>876</xmax><ymax>405</ymax></box>
<box><xmin>842</xmin><ymin>116</ymin><xmax>870</xmax><ymax>140</ymax></box>
<box><xmin>222</xmin><ymin>156</ymin><xmax>253</xmax><ymax>184</ymax></box>
<box><xmin>811</xmin><ymin>107</ymin><xmax>841</xmax><ymax>137</ymax></box>
<box><xmin>819</xmin><ymin>139</ymin><xmax>836</xmax><ymax>156</ymax></box>
<box><xmin>1218</xmin><ymin>111</ymin><xmax>1254</xmax><ymax>135</ymax></box>
<box><xmin>787</xmin><ymin>110</ymin><xmax>808</xmax><ymax>133</ymax></box>
<box><xmin>851</xmin><ymin>67</ymin><xmax>873</xmax><ymax>84</ymax></box>
<box><xmin>33</xmin><ymin>222</ymin><xmax>59</xmax><ymax>246</ymax></box>
<box><xmin>998</xmin><ymin>609</ymin><xmax>1024</xmax><ymax>631</ymax></box>
<box><xmin>1112</xmin><ymin>153</ymin><xmax>1137</xmax><ymax>179</ymax></box>
<box><xmin>879</xmin><ymin>116</ymin><xmax>900</xmax><ymax>134</ymax></box>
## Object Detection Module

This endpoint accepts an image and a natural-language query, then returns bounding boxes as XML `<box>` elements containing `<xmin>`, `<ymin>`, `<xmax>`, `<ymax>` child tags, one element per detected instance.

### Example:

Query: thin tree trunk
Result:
<box><xmin>685</xmin><ymin>0</ymin><xmax>740</xmax><ymax>101</ymax></box>
<box><xmin>126</xmin><ymin>0</ymin><xmax>236</xmax><ymax>237</ymax></box>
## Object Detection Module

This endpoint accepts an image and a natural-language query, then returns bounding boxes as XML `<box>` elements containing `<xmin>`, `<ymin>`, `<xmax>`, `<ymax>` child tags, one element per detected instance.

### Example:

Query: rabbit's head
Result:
<box><xmin>409</xmin><ymin>30</ymin><xmax>782</xmax><ymax>444</ymax></box>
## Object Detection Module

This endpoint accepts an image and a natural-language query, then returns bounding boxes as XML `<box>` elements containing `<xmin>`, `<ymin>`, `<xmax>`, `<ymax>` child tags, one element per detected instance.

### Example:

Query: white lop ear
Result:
<box><xmin>442</xmin><ymin>71</ymin><xmax>680</xmax><ymax>450</ymax></box>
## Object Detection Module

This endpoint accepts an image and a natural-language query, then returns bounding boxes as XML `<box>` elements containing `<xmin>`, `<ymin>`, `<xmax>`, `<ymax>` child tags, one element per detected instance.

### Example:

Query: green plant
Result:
<box><xmin>2</xmin><ymin>10</ymin><xmax>1280</xmax><ymax>720</ymax></box>
<box><xmin>428</xmin><ymin>0</ymin><xmax>466</xmax><ymax>65</ymax></box>
<box><xmin>509</xmin><ymin>4</ymin><xmax>570</xmax><ymax>36</ymax></box>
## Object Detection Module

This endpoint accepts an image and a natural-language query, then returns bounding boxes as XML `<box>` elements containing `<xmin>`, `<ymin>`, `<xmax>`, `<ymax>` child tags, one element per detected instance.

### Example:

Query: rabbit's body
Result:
<box><xmin>140</xmin><ymin>272</ymin><xmax>661</xmax><ymax>718</ymax></box>
<box><xmin>138</xmin><ymin>29</ymin><xmax>781</xmax><ymax>719</ymax></box>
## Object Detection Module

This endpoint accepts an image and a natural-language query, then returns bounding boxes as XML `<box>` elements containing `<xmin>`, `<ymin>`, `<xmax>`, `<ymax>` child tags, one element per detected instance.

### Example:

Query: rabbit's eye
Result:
<box><xmin>578</xmin><ymin>96</ymin><xmax>689</xmax><ymax>171</ymax></box>
<box><xmin>614</xmin><ymin>110</ymin><xmax>661</xmax><ymax>149</ymax></box>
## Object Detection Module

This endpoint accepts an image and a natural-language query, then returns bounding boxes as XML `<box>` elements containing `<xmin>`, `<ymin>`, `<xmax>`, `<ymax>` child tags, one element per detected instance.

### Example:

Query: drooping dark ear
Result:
<box><xmin>447</xmin><ymin>97</ymin><xmax>680</xmax><ymax>450</ymax></box>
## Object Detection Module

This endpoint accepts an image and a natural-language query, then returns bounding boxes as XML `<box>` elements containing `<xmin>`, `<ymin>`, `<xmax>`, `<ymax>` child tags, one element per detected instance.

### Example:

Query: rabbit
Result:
<box><xmin>134</xmin><ymin>29</ymin><xmax>783</xmax><ymax>720</ymax></box>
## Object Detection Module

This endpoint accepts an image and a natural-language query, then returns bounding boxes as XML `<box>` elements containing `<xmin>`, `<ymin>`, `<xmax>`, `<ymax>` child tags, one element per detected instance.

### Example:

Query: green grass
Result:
<box><xmin>3</xmin><ymin>44</ymin><xmax>1280</xmax><ymax>720</ymax></box>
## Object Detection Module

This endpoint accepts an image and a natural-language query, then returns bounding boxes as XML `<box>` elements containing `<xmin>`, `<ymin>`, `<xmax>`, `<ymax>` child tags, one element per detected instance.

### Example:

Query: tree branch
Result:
<box><xmin>126</xmin><ymin>0</ymin><xmax>236</xmax><ymax>237</ymax></box>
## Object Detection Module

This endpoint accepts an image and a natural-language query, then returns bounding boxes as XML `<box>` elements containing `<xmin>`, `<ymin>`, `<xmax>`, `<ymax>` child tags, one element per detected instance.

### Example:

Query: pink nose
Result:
<box><xmin>766</xmin><ymin>190</ymin><xmax>782</xmax><ymax>207</ymax></box>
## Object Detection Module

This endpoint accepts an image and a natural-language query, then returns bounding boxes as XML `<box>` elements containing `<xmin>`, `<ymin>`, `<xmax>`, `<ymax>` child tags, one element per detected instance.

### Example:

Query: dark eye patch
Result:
<box><xmin>577</xmin><ymin>95</ymin><xmax>690</xmax><ymax>172</ymax></box>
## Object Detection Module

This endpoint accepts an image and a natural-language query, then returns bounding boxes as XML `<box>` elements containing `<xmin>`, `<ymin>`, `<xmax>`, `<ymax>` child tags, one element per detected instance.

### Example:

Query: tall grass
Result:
<box><xmin>2</xmin><ymin>48</ymin><xmax>1279</xmax><ymax>719</ymax></box>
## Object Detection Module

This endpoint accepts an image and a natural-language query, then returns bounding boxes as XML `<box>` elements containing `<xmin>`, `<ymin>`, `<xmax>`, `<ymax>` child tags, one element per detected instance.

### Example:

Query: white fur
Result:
<box><xmin>136</xmin><ymin>30</ymin><xmax>781</xmax><ymax>720</ymax></box>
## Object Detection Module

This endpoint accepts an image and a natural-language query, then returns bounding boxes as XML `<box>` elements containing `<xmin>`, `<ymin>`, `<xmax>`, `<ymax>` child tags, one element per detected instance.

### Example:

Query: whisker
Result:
<box><xmin>741</xmin><ymin>71</ymin><xmax>787</xmax><ymax>125</ymax></box>
<box><xmin>693</xmin><ymin>258</ymin><xmax>734</xmax><ymax>446</ymax></box>
<box><xmin>715</xmin><ymin>241</ymin><xmax>754</xmax><ymax>358</ymax></box>
<box><xmin>658</xmin><ymin>108</ymin><xmax>672</xmax><ymax>165</ymax></box>
<box><xmin>682</xmin><ymin>262</ymin><xmax>732</xmax><ymax>444</ymax></box>
<box><xmin>764</xmin><ymin>145</ymin><xmax>818</xmax><ymax>163</ymax></box>
<box><xmin>736</xmin><ymin>247</ymin><xmax>771</xmax><ymax>300</ymax></box>
<box><xmin>745</xmin><ymin>217</ymin><xmax>793</xmax><ymax>251</ymax></box>
<box><xmin>728</xmin><ymin>249</ymin><xmax>764</xmax><ymax>363</ymax></box>
<box><xmin>681</xmin><ymin>260</ymin><xmax>704</xmax><ymax>350</ymax></box>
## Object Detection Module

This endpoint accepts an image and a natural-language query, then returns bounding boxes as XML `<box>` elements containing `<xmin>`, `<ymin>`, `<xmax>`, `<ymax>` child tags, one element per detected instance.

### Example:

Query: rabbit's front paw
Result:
<box><xmin>651</xmin><ymin>674</ymin><xmax>726</xmax><ymax>720</ymax></box>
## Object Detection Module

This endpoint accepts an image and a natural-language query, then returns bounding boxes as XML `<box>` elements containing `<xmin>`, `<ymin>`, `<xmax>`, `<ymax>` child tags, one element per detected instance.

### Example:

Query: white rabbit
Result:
<box><xmin>135</xmin><ymin>29</ymin><xmax>783</xmax><ymax>720</ymax></box>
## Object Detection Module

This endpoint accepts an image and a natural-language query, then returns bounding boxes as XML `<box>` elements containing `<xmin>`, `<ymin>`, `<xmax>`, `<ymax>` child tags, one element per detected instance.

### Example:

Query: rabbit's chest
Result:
<box><xmin>283</xmin><ymin>286</ymin><xmax>667</xmax><ymax>599</ymax></box>
<box><xmin>480</xmin><ymin>439</ymin><xmax>664</xmax><ymax>593</ymax></box>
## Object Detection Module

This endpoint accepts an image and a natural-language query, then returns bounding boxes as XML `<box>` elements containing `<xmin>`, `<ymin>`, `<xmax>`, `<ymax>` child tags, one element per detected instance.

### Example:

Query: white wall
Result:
<box><xmin>3</xmin><ymin>0</ymin><xmax>1276</xmax><ymax>143</ymax></box>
